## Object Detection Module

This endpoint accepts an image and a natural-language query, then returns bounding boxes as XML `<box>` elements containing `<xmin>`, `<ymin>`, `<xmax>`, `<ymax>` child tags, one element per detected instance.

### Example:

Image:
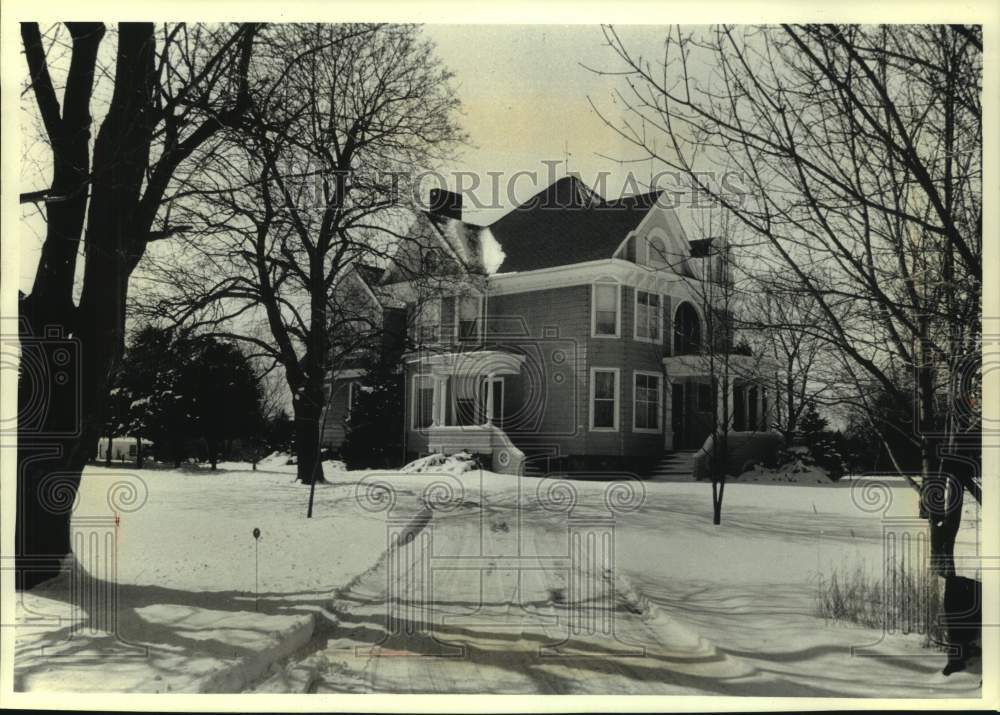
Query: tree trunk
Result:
<box><xmin>294</xmin><ymin>395</ymin><xmax>324</xmax><ymax>485</ymax></box>
<box><xmin>15</xmin><ymin>24</ymin><xmax>157</xmax><ymax>591</ymax></box>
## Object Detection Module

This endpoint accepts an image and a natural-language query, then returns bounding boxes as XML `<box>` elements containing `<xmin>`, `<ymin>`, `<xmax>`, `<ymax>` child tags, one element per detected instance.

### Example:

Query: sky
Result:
<box><xmin>18</xmin><ymin>24</ymin><xmax>694</xmax><ymax>292</ymax></box>
<box><xmin>419</xmin><ymin>24</ymin><xmax>682</xmax><ymax>225</ymax></box>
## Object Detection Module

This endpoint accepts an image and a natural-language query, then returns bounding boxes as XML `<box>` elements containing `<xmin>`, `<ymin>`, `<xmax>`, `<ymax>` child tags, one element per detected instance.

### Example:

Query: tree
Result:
<box><xmin>114</xmin><ymin>324</ymin><xmax>183</xmax><ymax>467</ymax></box>
<box><xmin>110</xmin><ymin>326</ymin><xmax>266</xmax><ymax>468</ymax></box>
<box><xmin>182</xmin><ymin>336</ymin><xmax>264</xmax><ymax>469</ymax></box>
<box><xmin>17</xmin><ymin>22</ymin><xmax>260</xmax><ymax>589</ymax></box>
<box><xmin>741</xmin><ymin>282</ymin><xmax>826</xmax><ymax>446</ymax></box>
<box><xmin>798</xmin><ymin>402</ymin><xmax>828</xmax><ymax>449</ymax></box>
<box><xmin>339</xmin><ymin>355</ymin><xmax>405</xmax><ymax>469</ymax></box>
<box><xmin>592</xmin><ymin>23</ymin><xmax>981</xmax><ymax>575</ymax></box>
<box><xmin>143</xmin><ymin>23</ymin><xmax>464</xmax><ymax>487</ymax></box>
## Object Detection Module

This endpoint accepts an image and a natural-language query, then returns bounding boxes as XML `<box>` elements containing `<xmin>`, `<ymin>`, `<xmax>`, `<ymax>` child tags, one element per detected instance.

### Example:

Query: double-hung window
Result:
<box><xmin>635</xmin><ymin>291</ymin><xmax>662</xmax><ymax>343</ymax></box>
<box><xmin>633</xmin><ymin>372</ymin><xmax>661</xmax><ymax>432</ymax></box>
<box><xmin>592</xmin><ymin>283</ymin><xmax>620</xmax><ymax>337</ymax></box>
<box><xmin>590</xmin><ymin>368</ymin><xmax>620</xmax><ymax>430</ymax></box>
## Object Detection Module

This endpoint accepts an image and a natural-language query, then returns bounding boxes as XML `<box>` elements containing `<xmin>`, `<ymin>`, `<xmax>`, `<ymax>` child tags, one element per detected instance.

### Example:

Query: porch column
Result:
<box><xmin>663</xmin><ymin>380</ymin><xmax>674</xmax><ymax>450</ymax></box>
<box><xmin>484</xmin><ymin>372</ymin><xmax>495</xmax><ymax>426</ymax></box>
<box><xmin>431</xmin><ymin>375</ymin><xmax>443</xmax><ymax>427</ymax></box>
<box><xmin>742</xmin><ymin>384</ymin><xmax>751</xmax><ymax>432</ymax></box>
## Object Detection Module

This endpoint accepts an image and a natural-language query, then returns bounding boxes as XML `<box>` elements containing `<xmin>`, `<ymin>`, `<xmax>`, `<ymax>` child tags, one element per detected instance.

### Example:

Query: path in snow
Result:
<box><xmin>272</xmin><ymin>475</ymin><xmax>981</xmax><ymax>697</ymax></box>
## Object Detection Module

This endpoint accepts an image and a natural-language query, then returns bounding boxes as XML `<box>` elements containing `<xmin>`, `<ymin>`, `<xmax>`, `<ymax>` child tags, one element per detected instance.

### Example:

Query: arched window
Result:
<box><xmin>673</xmin><ymin>302</ymin><xmax>701</xmax><ymax>355</ymax></box>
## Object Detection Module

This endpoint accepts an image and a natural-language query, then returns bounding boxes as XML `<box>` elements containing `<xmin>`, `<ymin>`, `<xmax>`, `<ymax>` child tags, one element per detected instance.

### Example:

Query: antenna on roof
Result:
<box><xmin>649</xmin><ymin>137</ymin><xmax>656</xmax><ymax>189</ymax></box>
<box><xmin>563</xmin><ymin>140</ymin><xmax>572</xmax><ymax>174</ymax></box>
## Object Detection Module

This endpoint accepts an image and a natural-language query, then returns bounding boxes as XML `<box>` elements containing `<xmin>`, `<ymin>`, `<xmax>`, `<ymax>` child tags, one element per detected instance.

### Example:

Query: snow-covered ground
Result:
<box><xmin>15</xmin><ymin>460</ymin><xmax>982</xmax><ymax>697</ymax></box>
<box><xmin>306</xmin><ymin>468</ymin><xmax>981</xmax><ymax>697</ymax></box>
<box><xmin>14</xmin><ymin>462</ymin><xmax>427</xmax><ymax>692</ymax></box>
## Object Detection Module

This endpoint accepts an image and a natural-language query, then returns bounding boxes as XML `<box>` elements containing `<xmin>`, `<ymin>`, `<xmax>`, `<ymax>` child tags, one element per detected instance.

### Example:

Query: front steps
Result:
<box><xmin>647</xmin><ymin>450</ymin><xmax>698</xmax><ymax>482</ymax></box>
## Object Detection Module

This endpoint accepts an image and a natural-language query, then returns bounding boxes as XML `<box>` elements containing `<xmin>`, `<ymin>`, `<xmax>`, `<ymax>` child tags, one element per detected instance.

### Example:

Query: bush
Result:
<box><xmin>816</xmin><ymin>561</ymin><xmax>945</xmax><ymax>648</ymax></box>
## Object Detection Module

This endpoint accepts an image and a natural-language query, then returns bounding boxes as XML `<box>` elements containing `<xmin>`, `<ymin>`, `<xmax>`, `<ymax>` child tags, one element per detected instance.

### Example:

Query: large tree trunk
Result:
<box><xmin>15</xmin><ymin>24</ymin><xmax>156</xmax><ymax>591</ymax></box>
<box><xmin>293</xmin><ymin>392</ymin><xmax>324</xmax><ymax>485</ymax></box>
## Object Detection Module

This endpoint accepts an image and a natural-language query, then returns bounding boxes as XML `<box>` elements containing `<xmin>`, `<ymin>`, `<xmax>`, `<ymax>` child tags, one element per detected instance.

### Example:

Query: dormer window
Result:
<box><xmin>592</xmin><ymin>282</ymin><xmax>621</xmax><ymax>337</ymax></box>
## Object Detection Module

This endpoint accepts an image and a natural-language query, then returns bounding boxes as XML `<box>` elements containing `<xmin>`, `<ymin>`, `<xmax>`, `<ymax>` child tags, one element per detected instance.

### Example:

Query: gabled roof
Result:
<box><xmin>354</xmin><ymin>263</ymin><xmax>387</xmax><ymax>289</ymax></box>
<box><xmin>380</xmin><ymin>210</ymin><xmax>488</xmax><ymax>286</ymax></box>
<box><xmin>488</xmin><ymin>176</ymin><xmax>665</xmax><ymax>273</ymax></box>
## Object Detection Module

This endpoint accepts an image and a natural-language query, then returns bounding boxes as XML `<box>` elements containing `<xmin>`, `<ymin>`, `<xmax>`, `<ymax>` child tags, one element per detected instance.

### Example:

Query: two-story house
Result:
<box><xmin>323</xmin><ymin>176</ymin><xmax>777</xmax><ymax>476</ymax></box>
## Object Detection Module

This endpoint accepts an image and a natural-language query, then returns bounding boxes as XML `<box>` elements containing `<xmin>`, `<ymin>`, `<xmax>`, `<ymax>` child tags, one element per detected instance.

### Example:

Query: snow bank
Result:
<box><xmin>400</xmin><ymin>450</ymin><xmax>478</xmax><ymax>475</ymax></box>
<box><xmin>734</xmin><ymin>461</ymin><xmax>833</xmax><ymax>485</ymax></box>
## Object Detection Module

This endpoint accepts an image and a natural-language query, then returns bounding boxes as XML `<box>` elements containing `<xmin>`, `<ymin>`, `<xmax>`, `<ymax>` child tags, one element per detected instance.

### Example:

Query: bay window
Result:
<box><xmin>633</xmin><ymin>372</ymin><xmax>661</xmax><ymax>432</ymax></box>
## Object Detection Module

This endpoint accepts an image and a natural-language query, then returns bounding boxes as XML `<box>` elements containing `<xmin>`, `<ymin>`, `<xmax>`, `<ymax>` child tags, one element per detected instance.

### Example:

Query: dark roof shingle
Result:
<box><xmin>489</xmin><ymin>176</ymin><xmax>663</xmax><ymax>273</ymax></box>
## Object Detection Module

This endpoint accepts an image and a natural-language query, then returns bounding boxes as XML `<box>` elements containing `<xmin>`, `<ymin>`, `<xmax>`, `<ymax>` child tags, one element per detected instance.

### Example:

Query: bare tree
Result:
<box><xmin>17</xmin><ymin>22</ymin><xmax>259</xmax><ymax>589</ymax></box>
<box><xmin>590</xmin><ymin>24</ymin><xmax>981</xmax><ymax>573</ymax></box>
<box><xmin>741</xmin><ymin>278</ymin><xmax>827</xmax><ymax>446</ymax></box>
<box><xmin>141</xmin><ymin>24</ymin><xmax>465</xmax><ymax>486</ymax></box>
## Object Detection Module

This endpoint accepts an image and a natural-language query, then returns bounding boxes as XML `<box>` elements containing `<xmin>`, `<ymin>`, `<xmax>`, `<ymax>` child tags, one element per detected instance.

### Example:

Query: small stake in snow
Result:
<box><xmin>252</xmin><ymin>527</ymin><xmax>261</xmax><ymax>611</ymax></box>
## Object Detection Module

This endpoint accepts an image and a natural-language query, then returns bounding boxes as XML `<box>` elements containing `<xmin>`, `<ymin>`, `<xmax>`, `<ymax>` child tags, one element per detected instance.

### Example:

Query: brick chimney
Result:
<box><xmin>428</xmin><ymin>188</ymin><xmax>462</xmax><ymax>221</ymax></box>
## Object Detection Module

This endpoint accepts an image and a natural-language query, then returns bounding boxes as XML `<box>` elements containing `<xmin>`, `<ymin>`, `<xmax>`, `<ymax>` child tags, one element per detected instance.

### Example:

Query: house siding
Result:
<box><xmin>401</xmin><ymin>277</ymin><xmax>712</xmax><ymax>467</ymax></box>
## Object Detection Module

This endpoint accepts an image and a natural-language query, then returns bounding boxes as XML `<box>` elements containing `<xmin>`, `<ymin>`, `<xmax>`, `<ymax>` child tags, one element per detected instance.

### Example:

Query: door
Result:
<box><xmin>670</xmin><ymin>382</ymin><xmax>685</xmax><ymax>448</ymax></box>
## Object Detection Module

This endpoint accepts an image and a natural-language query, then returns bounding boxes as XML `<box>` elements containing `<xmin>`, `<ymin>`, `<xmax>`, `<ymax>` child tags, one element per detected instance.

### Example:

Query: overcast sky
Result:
<box><xmin>420</xmin><ymin>24</ymin><xmax>681</xmax><ymax>225</ymax></box>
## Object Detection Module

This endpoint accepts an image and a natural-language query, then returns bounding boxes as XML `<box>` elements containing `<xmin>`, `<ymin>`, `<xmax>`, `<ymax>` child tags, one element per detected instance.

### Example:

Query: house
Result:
<box><xmin>96</xmin><ymin>436</ymin><xmax>154</xmax><ymax>462</ymax></box>
<box><xmin>323</xmin><ymin>176</ymin><xmax>779</xmax><ymax>476</ymax></box>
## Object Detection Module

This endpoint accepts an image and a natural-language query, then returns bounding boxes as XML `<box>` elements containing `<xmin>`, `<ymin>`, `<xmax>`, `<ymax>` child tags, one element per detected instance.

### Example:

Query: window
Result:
<box><xmin>415</xmin><ymin>300</ymin><xmax>441</xmax><ymax>345</ymax></box>
<box><xmin>412</xmin><ymin>375</ymin><xmax>434</xmax><ymax>429</ymax></box>
<box><xmin>697</xmin><ymin>383</ymin><xmax>714</xmax><ymax>413</ymax></box>
<box><xmin>592</xmin><ymin>283</ymin><xmax>620</xmax><ymax>337</ymax></box>
<box><xmin>590</xmin><ymin>367</ymin><xmax>620</xmax><ymax>430</ymax></box>
<box><xmin>633</xmin><ymin>372</ymin><xmax>661</xmax><ymax>432</ymax></box>
<box><xmin>673</xmin><ymin>302</ymin><xmax>701</xmax><ymax>355</ymax></box>
<box><xmin>635</xmin><ymin>291</ymin><xmax>662</xmax><ymax>343</ymax></box>
<box><xmin>453</xmin><ymin>375</ymin><xmax>479</xmax><ymax>426</ymax></box>
<box><xmin>458</xmin><ymin>295</ymin><xmax>480</xmax><ymax>341</ymax></box>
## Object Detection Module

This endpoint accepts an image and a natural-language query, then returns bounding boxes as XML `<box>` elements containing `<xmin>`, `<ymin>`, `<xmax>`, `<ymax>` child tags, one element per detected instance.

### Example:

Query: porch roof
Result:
<box><xmin>406</xmin><ymin>349</ymin><xmax>526</xmax><ymax>377</ymax></box>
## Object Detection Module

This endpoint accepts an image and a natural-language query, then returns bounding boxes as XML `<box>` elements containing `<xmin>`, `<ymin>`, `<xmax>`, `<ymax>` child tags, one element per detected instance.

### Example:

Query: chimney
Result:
<box><xmin>428</xmin><ymin>188</ymin><xmax>463</xmax><ymax>221</ymax></box>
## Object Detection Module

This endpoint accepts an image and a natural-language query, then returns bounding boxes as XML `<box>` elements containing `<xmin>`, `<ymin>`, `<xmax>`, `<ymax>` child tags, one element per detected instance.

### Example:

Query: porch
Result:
<box><xmin>663</xmin><ymin>354</ymin><xmax>778</xmax><ymax>450</ymax></box>
<box><xmin>406</xmin><ymin>350</ymin><xmax>527</xmax><ymax>471</ymax></box>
